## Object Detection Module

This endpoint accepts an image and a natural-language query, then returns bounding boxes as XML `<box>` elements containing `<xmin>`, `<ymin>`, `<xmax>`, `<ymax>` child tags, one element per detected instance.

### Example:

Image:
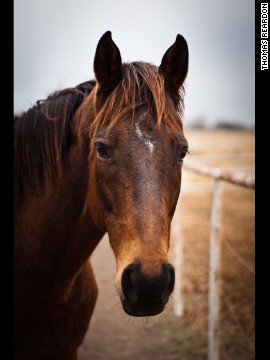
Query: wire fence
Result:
<box><xmin>171</xmin><ymin>163</ymin><xmax>255</xmax><ymax>360</ymax></box>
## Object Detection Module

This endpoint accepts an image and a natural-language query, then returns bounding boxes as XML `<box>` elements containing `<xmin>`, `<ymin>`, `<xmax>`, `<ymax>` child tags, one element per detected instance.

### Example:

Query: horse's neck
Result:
<box><xmin>14</xmin><ymin>137</ymin><xmax>104</xmax><ymax>300</ymax></box>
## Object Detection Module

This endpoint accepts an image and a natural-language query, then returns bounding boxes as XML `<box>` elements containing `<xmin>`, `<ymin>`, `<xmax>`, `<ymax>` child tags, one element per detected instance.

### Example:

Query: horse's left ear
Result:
<box><xmin>159</xmin><ymin>34</ymin><xmax>189</xmax><ymax>91</ymax></box>
<box><xmin>94</xmin><ymin>31</ymin><xmax>122</xmax><ymax>91</ymax></box>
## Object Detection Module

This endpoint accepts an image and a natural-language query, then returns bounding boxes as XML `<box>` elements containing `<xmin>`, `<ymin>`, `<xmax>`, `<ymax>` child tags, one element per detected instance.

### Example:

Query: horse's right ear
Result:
<box><xmin>94</xmin><ymin>31</ymin><xmax>122</xmax><ymax>91</ymax></box>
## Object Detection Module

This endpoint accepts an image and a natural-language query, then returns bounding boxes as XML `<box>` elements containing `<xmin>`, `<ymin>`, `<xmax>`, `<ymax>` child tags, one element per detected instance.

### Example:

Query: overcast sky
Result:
<box><xmin>14</xmin><ymin>0</ymin><xmax>255</xmax><ymax>127</ymax></box>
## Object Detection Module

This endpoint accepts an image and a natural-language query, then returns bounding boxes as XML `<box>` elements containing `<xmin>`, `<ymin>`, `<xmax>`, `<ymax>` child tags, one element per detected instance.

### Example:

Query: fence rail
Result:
<box><xmin>172</xmin><ymin>163</ymin><xmax>255</xmax><ymax>360</ymax></box>
<box><xmin>184</xmin><ymin>164</ymin><xmax>255</xmax><ymax>189</ymax></box>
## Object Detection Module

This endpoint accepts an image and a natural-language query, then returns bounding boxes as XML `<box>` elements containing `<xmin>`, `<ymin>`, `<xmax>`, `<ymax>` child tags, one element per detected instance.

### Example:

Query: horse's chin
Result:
<box><xmin>121</xmin><ymin>299</ymin><xmax>166</xmax><ymax>317</ymax></box>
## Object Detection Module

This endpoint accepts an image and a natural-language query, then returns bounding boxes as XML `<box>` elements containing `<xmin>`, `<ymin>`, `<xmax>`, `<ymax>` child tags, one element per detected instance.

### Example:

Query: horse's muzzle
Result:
<box><xmin>121</xmin><ymin>262</ymin><xmax>175</xmax><ymax>316</ymax></box>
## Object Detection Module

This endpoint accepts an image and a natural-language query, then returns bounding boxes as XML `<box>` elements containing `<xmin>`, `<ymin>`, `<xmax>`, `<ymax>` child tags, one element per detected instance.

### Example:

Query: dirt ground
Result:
<box><xmin>78</xmin><ymin>130</ymin><xmax>255</xmax><ymax>360</ymax></box>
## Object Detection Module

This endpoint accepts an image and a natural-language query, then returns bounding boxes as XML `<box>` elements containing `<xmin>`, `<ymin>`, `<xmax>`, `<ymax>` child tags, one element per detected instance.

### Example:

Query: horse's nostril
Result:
<box><xmin>121</xmin><ymin>264</ymin><xmax>139</xmax><ymax>303</ymax></box>
<box><xmin>162</xmin><ymin>263</ymin><xmax>175</xmax><ymax>292</ymax></box>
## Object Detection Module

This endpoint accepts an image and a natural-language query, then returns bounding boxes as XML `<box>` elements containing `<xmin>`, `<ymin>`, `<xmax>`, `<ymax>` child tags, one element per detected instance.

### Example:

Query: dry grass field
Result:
<box><xmin>173</xmin><ymin>129</ymin><xmax>255</xmax><ymax>359</ymax></box>
<box><xmin>79</xmin><ymin>129</ymin><xmax>255</xmax><ymax>360</ymax></box>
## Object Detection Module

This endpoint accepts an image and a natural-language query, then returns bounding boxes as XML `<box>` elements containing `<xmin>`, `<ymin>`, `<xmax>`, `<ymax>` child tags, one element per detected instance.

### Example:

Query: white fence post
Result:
<box><xmin>182</xmin><ymin>164</ymin><xmax>255</xmax><ymax>359</ymax></box>
<box><xmin>172</xmin><ymin>200</ymin><xmax>184</xmax><ymax>317</ymax></box>
<box><xmin>208</xmin><ymin>179</ymin><xmax>222</xmax><ymax>360</ymax></box>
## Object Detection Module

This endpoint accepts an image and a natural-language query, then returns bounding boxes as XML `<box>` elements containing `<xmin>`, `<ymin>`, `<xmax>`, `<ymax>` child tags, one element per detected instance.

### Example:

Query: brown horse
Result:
<box><xmin>14</xmin><ymin>31</ymin><xmax>189</xmax><ymax>359</ymax></box>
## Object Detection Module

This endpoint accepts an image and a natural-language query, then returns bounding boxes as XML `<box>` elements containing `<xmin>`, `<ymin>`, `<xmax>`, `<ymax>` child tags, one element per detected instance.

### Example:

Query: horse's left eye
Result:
<box><xmin>95</xmin><ymin>142</ymin><xmax>112</xmax><ymax>159</ymax></box>
<box><xmin>178</xmin><ymin>149</ymin><xmax>187</xmax><ymax>162</ymax></box>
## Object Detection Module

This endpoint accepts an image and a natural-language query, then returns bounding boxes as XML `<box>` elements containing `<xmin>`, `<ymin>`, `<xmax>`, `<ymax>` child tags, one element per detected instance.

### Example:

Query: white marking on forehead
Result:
<box><xmin>135</xmin><ymin>120</ymin><xmax>155</xmax><ymax>154</ymax></box>
<box><xmin>144</xmin><ymin>138</ymin><xmax>155</xmax><ymax>153</ymax></box>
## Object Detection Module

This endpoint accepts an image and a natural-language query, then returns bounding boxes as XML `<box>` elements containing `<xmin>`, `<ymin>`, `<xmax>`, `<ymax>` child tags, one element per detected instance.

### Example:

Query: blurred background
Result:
<box><xmin>14</xmin><ymin>1</ymin><xmax>255</xmax><ymax>359</ymax></box>
<box><xmin>14</xmin><ymin>0</ymin><xmax>254</xmax><ymax>130</ymax></box>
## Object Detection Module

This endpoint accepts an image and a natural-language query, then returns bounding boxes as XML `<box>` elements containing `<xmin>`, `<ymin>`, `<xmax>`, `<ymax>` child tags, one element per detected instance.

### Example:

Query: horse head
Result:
<box><xmin>84</xmin><ymin>31</ymin><xmax>188</xmax><ymax>316</ymax></box>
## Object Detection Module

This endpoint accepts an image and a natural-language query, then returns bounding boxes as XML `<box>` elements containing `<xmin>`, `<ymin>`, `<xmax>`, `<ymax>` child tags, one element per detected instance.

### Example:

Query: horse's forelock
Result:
<box><xmin>89</xmin><ymin>62</ymin><xmax>185</xmax><ymax>150</ymax></box>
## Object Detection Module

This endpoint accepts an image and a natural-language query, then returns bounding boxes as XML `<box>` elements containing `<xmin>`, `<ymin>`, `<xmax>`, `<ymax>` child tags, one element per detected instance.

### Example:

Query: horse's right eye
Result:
<box><xmin>95</xmin><ymin>142</ymin><xmax>112</xmax><ymax>159</ymax></box>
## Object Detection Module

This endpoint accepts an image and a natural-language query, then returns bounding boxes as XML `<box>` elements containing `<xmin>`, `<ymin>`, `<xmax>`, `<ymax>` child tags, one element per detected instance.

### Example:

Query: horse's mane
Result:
<box><xmin>90</xmin><ymin>61</ymin><xmax>185</xmax><ymax>149</ymax></box>
<box><xmin>14</xmin><ymin>61</ymin><xmax>185</xmax><ymax>197</ymax></box>
<box><xmin>14</xmin><ymin>80</ymin><xmax>95</xmax><ymax>197</ymax></box>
